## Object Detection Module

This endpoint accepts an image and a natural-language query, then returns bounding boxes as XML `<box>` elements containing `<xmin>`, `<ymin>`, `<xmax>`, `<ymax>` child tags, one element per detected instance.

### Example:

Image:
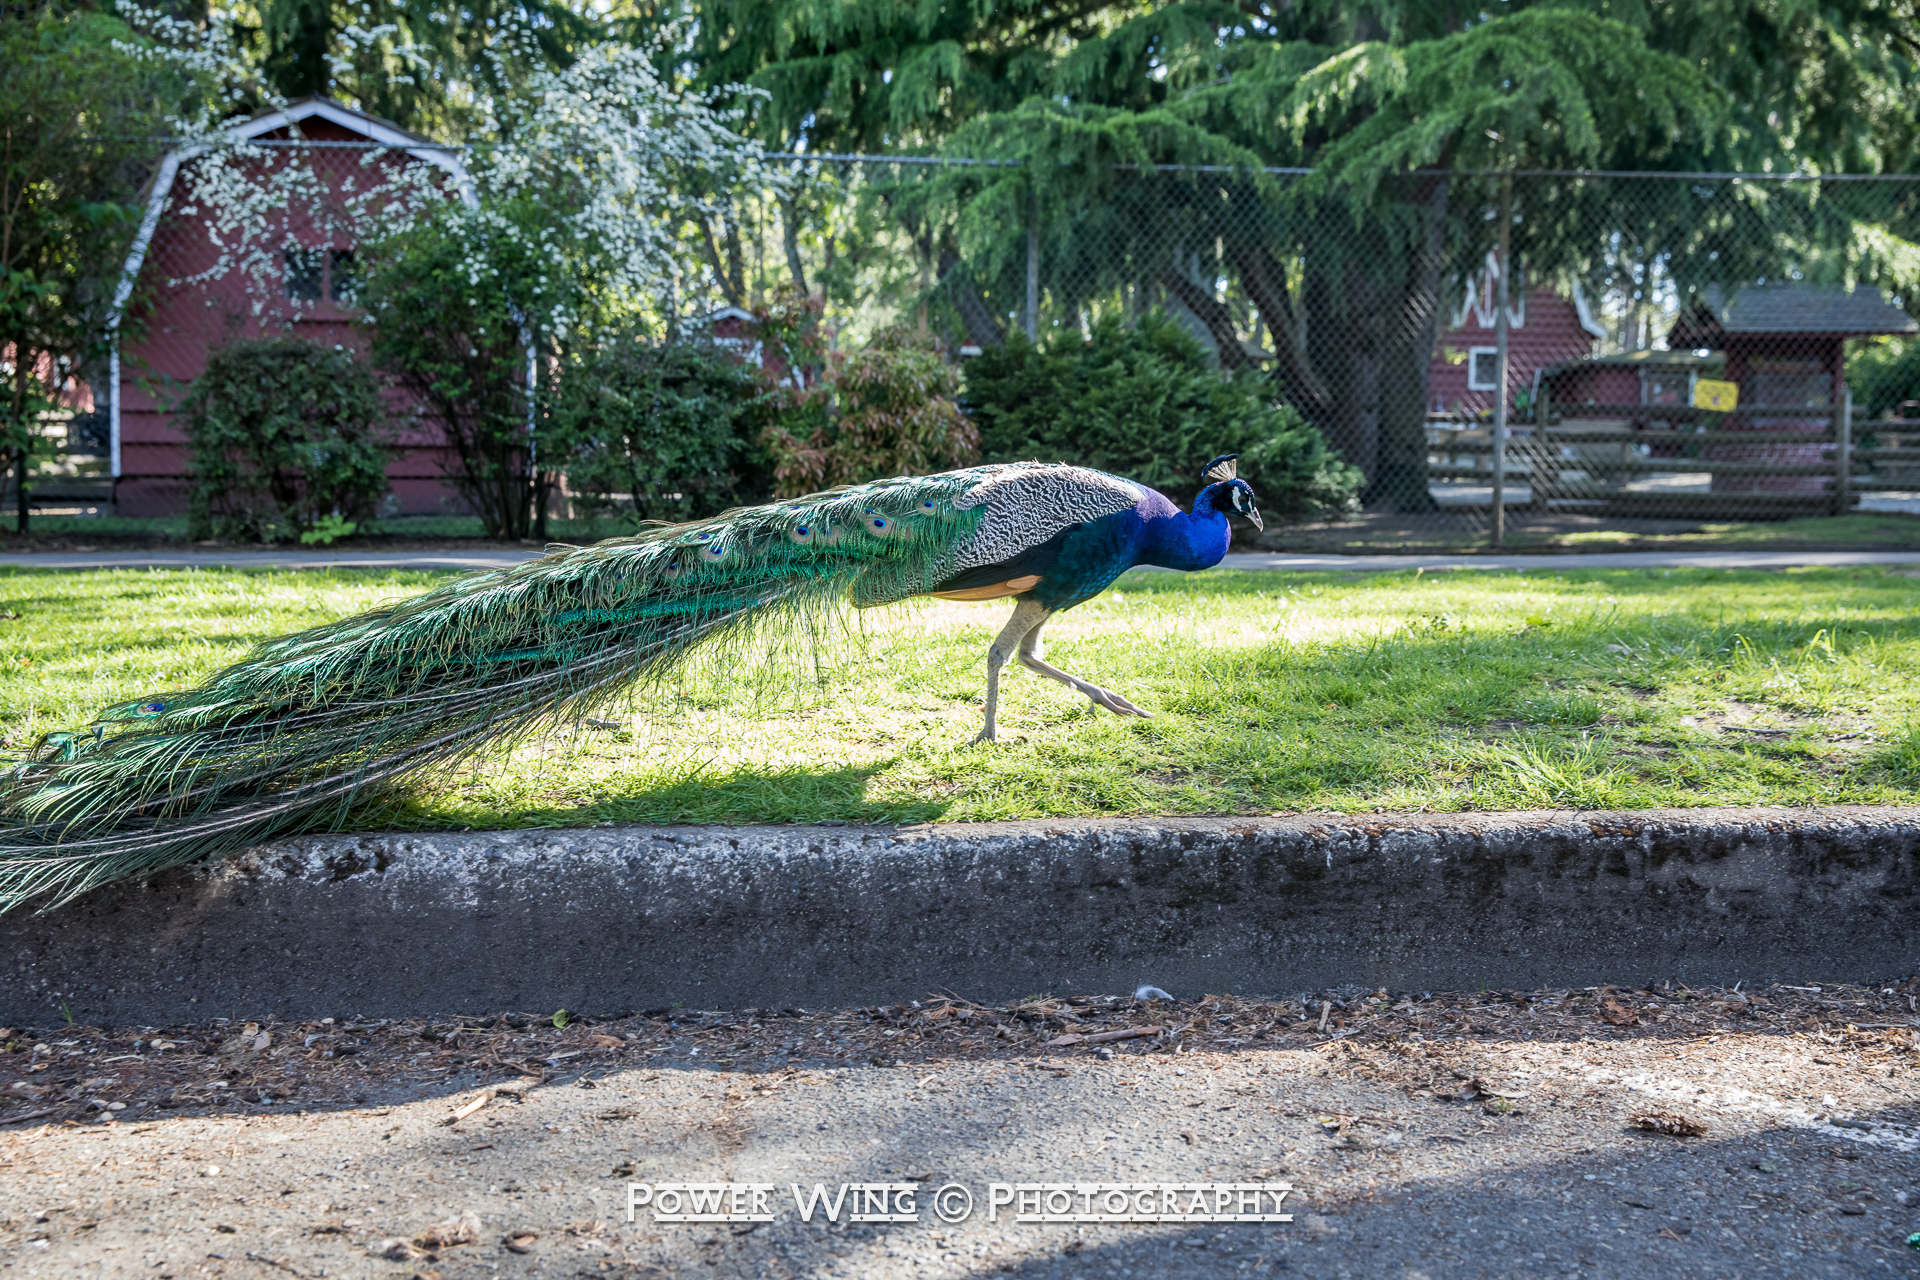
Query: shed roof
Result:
<box><xmin>1668</xmin><ymin>282</ymin><xmax>1917</xmax><ymax>346</ymax></box>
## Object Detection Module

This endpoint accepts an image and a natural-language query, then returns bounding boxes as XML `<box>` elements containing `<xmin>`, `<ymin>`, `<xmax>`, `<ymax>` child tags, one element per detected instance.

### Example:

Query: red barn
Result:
<box><xmin>108</xmin><ymin>98</ymin><xmax>468</xmax><ymax>518</ymax></box>
<box><xmin>1427</xmin><ymin>263</ymin><xmax>1607</xmax><ymax>417</ymax></box>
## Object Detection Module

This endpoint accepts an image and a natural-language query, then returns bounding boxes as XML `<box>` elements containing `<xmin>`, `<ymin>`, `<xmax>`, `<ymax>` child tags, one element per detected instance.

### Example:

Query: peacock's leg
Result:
<box><xmin>969</xmin><ymin>598</ymin><xmax>1052</xmax><ymax>745</ymax></box>
<box><xmin>1017</xmin><ymin>615</ymin><xmax>1152</xmax><ymax>719</ymax></box>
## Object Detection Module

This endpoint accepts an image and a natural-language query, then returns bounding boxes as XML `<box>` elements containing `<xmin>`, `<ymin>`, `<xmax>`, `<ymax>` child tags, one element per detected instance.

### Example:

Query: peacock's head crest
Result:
<box><xmin>1200</xmin><ymin>453</ymin><xmax>1263</xmax><ymax>530</ymax></box>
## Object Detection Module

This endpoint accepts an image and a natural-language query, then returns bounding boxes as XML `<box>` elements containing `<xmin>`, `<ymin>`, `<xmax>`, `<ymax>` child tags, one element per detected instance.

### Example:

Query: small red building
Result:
<box><xmin>109</xmin><ymin>98</ymin><xmax>468</xmax><ymax>518</ymax></box>
<box><xmin>1510</xmin><ymin>282</ymin><xmax>1918</xmax><ymax>512</ymax></box>
<box><xmin>1670</xmin><ymin>283</ymin><xmax>1917</xmax><ymax>494</ymax></box>
<box><xmin>1426</xmin><ymin>266</ymin><xmax>1607</xmax><ymax>417</ymax></box>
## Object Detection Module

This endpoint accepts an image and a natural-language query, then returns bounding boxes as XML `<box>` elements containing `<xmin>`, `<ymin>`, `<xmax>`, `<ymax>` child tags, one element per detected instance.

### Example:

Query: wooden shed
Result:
<box><xmin>1669</xmin><ymin>283</ymin><xmax>1918</xmax><ymax>496</ymax></box>
<box><xmin>108</xmin><ymin>98</ymin><xmax>468</xmax><ymax>518</ymax></box>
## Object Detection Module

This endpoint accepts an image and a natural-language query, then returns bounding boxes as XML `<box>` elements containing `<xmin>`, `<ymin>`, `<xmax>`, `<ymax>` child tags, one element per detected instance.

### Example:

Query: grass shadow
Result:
<box><xmin>376</xmin><ymin>762</ymin><xmax>952</xmax><ymax>830</ymax></box>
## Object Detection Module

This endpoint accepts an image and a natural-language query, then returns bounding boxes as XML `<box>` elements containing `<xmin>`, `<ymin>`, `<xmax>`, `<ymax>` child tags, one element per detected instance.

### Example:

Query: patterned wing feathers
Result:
<box><xmin>950</xmin><ymin>464</ymin><xmax>1141</xmax><ymax>573</ymax></box>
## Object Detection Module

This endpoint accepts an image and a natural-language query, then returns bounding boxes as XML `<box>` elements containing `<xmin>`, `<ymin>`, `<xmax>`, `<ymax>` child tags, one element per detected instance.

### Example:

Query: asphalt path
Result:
<box><xmin>6</xmin><ymin>1013</ymin><xmax>1913</xmax><ymax>1280</ymax></box>
<box><xmin>1</xmin><ymin>547</ymin><xmax>1918</xmax><ymax>574</ymax></box>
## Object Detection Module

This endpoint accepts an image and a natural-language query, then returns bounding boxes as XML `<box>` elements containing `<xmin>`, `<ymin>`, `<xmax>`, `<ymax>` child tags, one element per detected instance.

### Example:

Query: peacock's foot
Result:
<box><xmin>1084</xmin><ymin>685</ymin><xmax>1152</xmax><ymax>718</ymax></box>
<box><xmin>966</xmin><ymin>723</ymin><xmax>998</xmax><ymax>747</ymax></box>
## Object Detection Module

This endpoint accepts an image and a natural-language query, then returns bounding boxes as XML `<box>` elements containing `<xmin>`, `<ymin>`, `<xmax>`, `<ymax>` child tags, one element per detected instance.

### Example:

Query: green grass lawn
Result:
<box><xmin>1</xmin><ymin>564</ymin><xmax>1918</xmax><ymax>828</ymax></box>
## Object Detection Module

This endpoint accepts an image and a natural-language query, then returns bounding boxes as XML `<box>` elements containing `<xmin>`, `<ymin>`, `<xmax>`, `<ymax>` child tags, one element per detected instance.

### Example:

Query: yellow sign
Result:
<box><xmin>1692</xmin><ymin>378</ymin><xmax>1739</xmax><ymax>413</ymax></box>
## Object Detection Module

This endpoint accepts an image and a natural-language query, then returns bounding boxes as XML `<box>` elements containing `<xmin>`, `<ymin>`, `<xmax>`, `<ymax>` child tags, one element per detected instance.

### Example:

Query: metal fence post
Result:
<box><xmin>1025</xmin><ymin>180</ymin><xmax>1040</xmax><ymax>342</ymax></box>
<box><xmin>1834</xmin><ymin>385</ymin><xmax>1852</xmax><ymax>517</ymax></box>
<box><xmin>1490</xmin><ymin>172</ymin><xmax>1512</xmax><ymax>549</ymax></box>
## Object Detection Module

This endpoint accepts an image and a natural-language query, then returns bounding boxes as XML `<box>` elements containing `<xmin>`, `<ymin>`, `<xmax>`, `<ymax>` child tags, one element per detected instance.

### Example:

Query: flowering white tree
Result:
<box><xmin>129</xmin><ymin>12</ymin><xmax>779</xmax><ymax>539</ymax></box>
<box><xmin>452</xmin><ymin>41</ymin><xmax>779</xmax><ymax>341</ymax></box>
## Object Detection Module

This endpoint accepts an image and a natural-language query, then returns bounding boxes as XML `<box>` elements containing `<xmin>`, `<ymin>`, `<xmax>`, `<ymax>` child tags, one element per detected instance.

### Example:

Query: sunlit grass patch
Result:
<box><xmin>0</xmin><ymin>562</ymin><xmax>1917</xmax><ymax>829</ymax></box>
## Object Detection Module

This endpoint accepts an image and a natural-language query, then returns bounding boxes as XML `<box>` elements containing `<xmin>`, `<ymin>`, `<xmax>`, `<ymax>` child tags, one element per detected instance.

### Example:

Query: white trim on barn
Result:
<box><xmin>1569</xmin><ymin>282</ymin><xmax>1609</xmax><ymax>340</ymax></box>
<box><xmin>106</xmin><ymin>98</ymin><xmax>468</xmax><ymax>479</ymax></box>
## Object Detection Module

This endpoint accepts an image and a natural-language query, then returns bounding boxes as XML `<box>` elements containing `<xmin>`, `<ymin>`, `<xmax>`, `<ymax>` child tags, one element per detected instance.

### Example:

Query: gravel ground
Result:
<box><xmin>5</xmin><ymin>981</ymin><xmax>1920</xmax><ymax>1279</ymax></box>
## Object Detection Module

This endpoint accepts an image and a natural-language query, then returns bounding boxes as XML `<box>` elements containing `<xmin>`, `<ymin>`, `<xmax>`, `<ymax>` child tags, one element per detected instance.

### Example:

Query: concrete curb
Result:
<box><xmin>6</xmin><ymin>808</ymin><xmax>1918</xmax><ymax>1026</ymax></box>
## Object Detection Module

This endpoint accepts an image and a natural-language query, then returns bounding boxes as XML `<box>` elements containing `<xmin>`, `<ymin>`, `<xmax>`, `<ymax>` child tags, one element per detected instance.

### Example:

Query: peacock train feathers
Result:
<box><xmin>0</xmin><ymin>458</ymin><xmax>1263</xmax><ymax>914</ymax></box>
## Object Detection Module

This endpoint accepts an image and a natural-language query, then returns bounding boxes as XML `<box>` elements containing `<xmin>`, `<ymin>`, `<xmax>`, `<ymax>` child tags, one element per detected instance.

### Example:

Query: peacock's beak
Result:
<box><xmin>1245</xmin><ymin>506</ymin><xmax>1264</xmax><ymax>531</ymax></box>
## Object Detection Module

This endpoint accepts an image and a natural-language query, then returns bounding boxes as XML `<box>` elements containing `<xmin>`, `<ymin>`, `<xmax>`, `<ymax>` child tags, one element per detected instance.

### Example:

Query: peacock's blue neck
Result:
<box><xmin>1138</xmin><ymin>482</ymin><xmax>1233</xmax><ymax>572</ymax></box>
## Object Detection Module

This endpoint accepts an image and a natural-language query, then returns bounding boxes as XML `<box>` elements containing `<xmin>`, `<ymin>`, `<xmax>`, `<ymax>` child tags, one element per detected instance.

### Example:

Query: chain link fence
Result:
<box><xmin>739</xmin><ymin>160</ymin><xmax>1920</xmax><ymax>551</ymax></box>
<box><xmin>103</xmin><ymin>141</ymin><xmax>1920</xmax><ymax>548</ymax></box>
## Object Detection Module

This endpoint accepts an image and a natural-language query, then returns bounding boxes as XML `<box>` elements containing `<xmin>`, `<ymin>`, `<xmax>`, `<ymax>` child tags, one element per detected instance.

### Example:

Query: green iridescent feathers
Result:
<box><xmin>0</xmin><ymin>469</ymin><xmax>992</xmax><ymax>914</ymax></box>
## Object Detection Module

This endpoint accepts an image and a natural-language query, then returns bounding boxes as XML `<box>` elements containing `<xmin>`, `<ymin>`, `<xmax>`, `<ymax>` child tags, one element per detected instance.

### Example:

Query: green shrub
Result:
<box><xmin>759</xmin><ymin>324</ymin><xmax>979</xmax><ymax>499</ymax></box>
<box><xmin>963</xmin><ymin>311</ymin><xmax>1361</xmax><ymax>520</ymax></box>
<box><xmin>1850</xmin><ymin>336</ymin><xmax>1920</xmax><ymax>419</ymax></box>
<box><xmin>551</xmin><ymin>336</ymin><xmax>766</xmax><ymax>525</ymax></box>
<box><xmin>357</xmin><ymin>198</ymin><xmax>549</xmax><ymax>540</ymax></box>
<box><xmin>181</xmin><ymin>338</ymin><xmax>391</xmax><ymax>542</ymax></box>
<box><xmin>747</xmin><ymin>290</ymin><xmax>978</xmax><ymax>497</ymax></box>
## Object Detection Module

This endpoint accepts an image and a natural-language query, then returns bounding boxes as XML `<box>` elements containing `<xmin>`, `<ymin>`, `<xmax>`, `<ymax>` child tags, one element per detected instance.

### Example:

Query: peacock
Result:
<box><xmin>0</xmin><ymin>453</ymin><xmax>1262</xmax><ymax>913</ymax></box>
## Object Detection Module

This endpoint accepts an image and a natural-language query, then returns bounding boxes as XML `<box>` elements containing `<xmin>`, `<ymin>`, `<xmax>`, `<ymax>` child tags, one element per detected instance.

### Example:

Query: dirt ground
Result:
<box><xmin>4</xmin><ymin>981</ymin><xmax>1920</xmax><ymax>1279</ymax></box>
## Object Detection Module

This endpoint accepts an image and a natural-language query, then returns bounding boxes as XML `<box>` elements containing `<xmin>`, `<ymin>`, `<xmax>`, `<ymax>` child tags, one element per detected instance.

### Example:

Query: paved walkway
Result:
<box><xmin>0</xmin><ymin>546</ymin><xmax>1918</xmax><ymax>573</ymax></box>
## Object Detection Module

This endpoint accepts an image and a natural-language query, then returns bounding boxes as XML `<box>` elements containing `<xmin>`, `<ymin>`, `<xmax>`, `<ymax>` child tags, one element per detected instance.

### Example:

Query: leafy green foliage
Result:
<box><xmin>0</xmin><ymin>5</ymin><xmax>195</xmax><ymax>531</ymax></box>
<box><xmin>1282</xmin><ymin>10</ymin><xmax>1717</xmax><ymax>193</ymax></box>
<box><xmin>759</xmin><ymin>319</ymin><xmax>979</xmax><ymax>498</ymax></box>
<box><xmin>552</xmin><ymin>337</ymin><xmax>766</xmax><ymax>525</ymax></box>
<box><xmin>250</xmin><ymin>0</ymin><xmax>608</xmax><ymax>139</ymax></box>
<box><xmin>1850</xmin><ymin>337</ymin><xmax>1920</xmax><ymax>419</ymax></box>
<box><xmin>349</xmin><ymin>42</ymin><xmax>774</xmax><ymax>539</ymax></box>
<box><xmin>300</xmin><ymin>514</ymin><xmax>360</xmax><ymax>546</ymax></box>
<box><xmin>748</xmin><ymin>287</ymin><xmax>977</xmax><ymax>498</ymax></box>
<box><xmin>963</xmin><ymin>311</ymin><xmax>1359</xmax><ymax>519</ymax></box>
<box><xmin>688</xmin><ymin>0</ymin><xmax>1920</xmax><ymax>513</ymax></box>
<box><xmin>181</xmin><ymin>338</ymin><xmax>392</xmax><ymax>543</ymax></box>
<box><xmin>359</xmin><ymin>199</ymin><xmax>539</xmax><ymax>541</ymax></box>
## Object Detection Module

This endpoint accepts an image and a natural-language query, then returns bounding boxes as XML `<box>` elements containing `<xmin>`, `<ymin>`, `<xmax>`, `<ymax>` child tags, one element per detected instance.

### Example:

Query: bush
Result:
<box><xmin>551</xmin><ymin>336</ymin><xmax>766</xmax><ymax>524</ymax></box>
<box><xmin>182</xmin><ymin>338</ymin><xmax>391</xmax><ymax>542</ymax></box>
<box><xmin>357</xmin><ymin>199</ymin><xmax>547</xmax><ymax>540</ymax></box>
<box><xmin>756</xmin><ymin>299</ymin><xmax>979</xmax><ymax>498</ymax></box>
<box><xmin>1850</xmin><ymin>336</ymin><xmax>1920</xmax><ymax>419</ymax></box>
<box><xmin>963</xmin><ymin>311</ymin><xmax>1361</xmax><ymax>520</ymax></box>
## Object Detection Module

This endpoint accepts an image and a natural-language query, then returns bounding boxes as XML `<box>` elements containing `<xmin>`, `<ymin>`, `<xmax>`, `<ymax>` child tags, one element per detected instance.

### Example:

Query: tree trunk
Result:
<box><xmin>723</xmin><ymin>214</ymin><xmax>746</xmax><ymax>307</ymax></box>
<box><xmin>1227</xmin><ymin>240</ymin><xmax>1329</xmax><ymax>412</ymax></box>
<box><xmin>697</xmin><ymin>218</ymin><xmax>745</xmax><ymax>308</ymax></box>
<box><xmin>1159</xmin><ymin>267</ymin><xmax>1254</xmax><ymax>371</ymax></box>
<box><xmin>1302</xmin><ymin>235</ymin><xmax>1385</xmax><ymax>485</ymax></box>
<box><xmin>779</xmin><ymin>195</ymin><xmax>809</xmax><ymax>296</ymax></box>
<box><xmin>937</xmin><ymin>248</ymin><xmax>1006</xmax><ymax>348</ymax></box>
<box><xmin>1368</xmin><ymin>172</ymin><xmax>1449</xmax><ymax>513</ymax></box>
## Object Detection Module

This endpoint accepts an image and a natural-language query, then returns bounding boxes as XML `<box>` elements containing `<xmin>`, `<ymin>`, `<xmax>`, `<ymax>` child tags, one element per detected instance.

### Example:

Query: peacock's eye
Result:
<box><xmin>868</xmin><ymin>515</ymin><xmax>890</xmax><ymax>534</ymax></box>
<box><xmin>920</xmin><ymin>499</ymin><xmax>937</xmax><ymax>512</ymax></box>
<box><xmin>789</xmin><ymin>524</ymin><xmax>813</xmax><ymax>544</ymax></box>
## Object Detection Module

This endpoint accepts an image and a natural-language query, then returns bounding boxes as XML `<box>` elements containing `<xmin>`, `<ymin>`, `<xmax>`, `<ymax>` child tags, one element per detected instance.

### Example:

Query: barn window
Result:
<box><xmin>285</xmin><ymin>247</ymin><xmax>324</xmax><ymax>301</ymax></box>
<box><xmin>329</xmin><ymin>249</ymin><xmax>360</xmax><ymax>304</ymax></box>
<box><xmin>1467</xmin><ymin>346</ymin><xmax>1502</xmax><ymax>391</ymax></box>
